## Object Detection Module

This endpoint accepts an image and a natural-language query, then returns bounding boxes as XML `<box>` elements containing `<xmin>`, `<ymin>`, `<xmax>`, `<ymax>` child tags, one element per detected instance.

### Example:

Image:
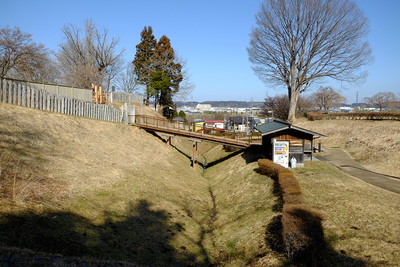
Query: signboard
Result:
<box><xmin>273</xmin><ymin>140</ymin><xmax>289</xmax><ymax>168</ymax></box>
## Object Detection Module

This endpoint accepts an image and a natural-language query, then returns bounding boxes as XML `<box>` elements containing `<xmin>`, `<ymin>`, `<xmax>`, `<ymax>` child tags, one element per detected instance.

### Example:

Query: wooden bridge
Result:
<box><xmin>134</xmin><ymin>115</ymin><xmax>250</xmax><ymax>148</ymax></box>
<box><xmin>134</xmin><ymin>115</ymin><xmax>251</xmax><ymax>168</ymax></box>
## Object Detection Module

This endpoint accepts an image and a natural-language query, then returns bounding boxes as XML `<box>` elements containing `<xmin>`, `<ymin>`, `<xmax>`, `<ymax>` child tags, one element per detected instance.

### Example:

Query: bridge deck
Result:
<box><xmin>134</xmin><ymin>115</ymin><xmax>250</xmax><ymax>148</ymax></box>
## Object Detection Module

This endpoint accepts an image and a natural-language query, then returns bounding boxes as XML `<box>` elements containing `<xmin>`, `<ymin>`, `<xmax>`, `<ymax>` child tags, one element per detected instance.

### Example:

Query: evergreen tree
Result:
<box><xmin>148</xmin><ymin>70</ymin><xmax>172</xmax><ymax>110</ymax></box>
<box><xmin>133</xmin><ymin>28</ymin><xmax>183</xmax><ymax>116</ymax></box>
<box><xmin>153</xmin><ymin>35</ymin><xmax>183</xmax><ymax>92</ymax></box>
<box><xmin>153</xmin><ymin>35</ymin><xmax>183</xmax><ymax>112</ymax></box>
<box><xmin>132</xmin><ymin>26</ymin><xmax>156</xmax><ymax>104</ymax></box>
<box><xmin>178</xmin><ymin>110</ymin><xmax>186</xmax><ymax>118</ymax></box>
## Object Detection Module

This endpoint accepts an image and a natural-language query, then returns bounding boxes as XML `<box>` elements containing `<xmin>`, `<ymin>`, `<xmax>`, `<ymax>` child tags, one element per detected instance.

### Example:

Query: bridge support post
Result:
<box><xmin>160</xmin><ymin>133</ymin><xmax>175</xmax><ymax>146</ymax></box>
<box><xmin>189</xmin><ymin>138</ymin><xmax>202</xmax><ymax>168</ymax></box>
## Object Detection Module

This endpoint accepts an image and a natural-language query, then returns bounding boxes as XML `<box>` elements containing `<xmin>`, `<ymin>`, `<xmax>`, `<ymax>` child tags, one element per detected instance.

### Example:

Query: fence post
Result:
<box><xmin>7</xmin><ymin>80</ymin><xmax>12</xmax><ymax>104</ymax></box>
<box><xmin>31</xmin><ymin>88</ymin><xmax>36</xmax><ymax>109</ymax></box>
<box><xmin>38</xmin><ymin>89</ymin><xmax>42</xmax><ymax>110</ymax></box>
<box><xmin>1</xmin><ymin>79</ymin><xmax>7</xmax><ymax>103</ymax></box>
<box><xmin>0</xmin><ymin>79</ymin><xmax>3</xmax><ymax>102</ymax></box>
<box><xmin>21</xmin><ymin>84</ymin><xmax>26</xmax><ymax>107</ymax></box>
<box><xmin>35</xmin><ymin>88</ymin><xmax>39</xmax><ymax>109</ymax></box>
<box><xmin>16</xmin><ymin>83</ymin><xmax>21</xmax><ymax>105</ymax></box>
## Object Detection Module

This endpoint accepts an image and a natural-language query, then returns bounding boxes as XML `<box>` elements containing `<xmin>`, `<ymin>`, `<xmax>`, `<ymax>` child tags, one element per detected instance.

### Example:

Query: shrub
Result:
<box><xmin>278</xmin><ymin>173</ymin><xmax>304</xmax><ymax>204</ymax></box>
<box><xmin>307</xmin><ymin>111</ymin><xmax>400</xmax><ymax>121</ymax></box>
<box><xmin>306</xmin><ymin>112</ymin><xmax>324</xmax><ymax>121</ymax></box>
<box><xmin>258</xmin><ymin>159</ymin><xmax>287</xmax><ymax>180</ymax></box>
<box><xmin>282</xmin><ymin>204</ymin><xmax>324</xmax><ymax>261</ymax></box>
<box><xmin>258</xmin><ymin>159</ymin><xmax>324</xmax><ymax>263</ymax></box>
<box><xmin>258</xmin><ymin>160</ymin><xmax>304</xmax><ymax>204</ymax></box>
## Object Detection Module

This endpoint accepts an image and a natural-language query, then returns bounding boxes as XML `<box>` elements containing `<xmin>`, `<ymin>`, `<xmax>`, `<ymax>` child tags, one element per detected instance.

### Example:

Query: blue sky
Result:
<box><xmin>1</xmin><ymin>0</ymin><xmax>399</xmax><ymax>103</ymax></box>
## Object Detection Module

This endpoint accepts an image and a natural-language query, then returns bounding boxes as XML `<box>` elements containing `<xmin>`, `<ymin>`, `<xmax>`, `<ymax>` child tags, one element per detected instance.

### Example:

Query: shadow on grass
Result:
<box><xmin>264</xmin><ymin>178</ymin><xmax>367</xmax><ymax>267</ymax></box>
<box><xmin>241</xmin><ymin>144</ymin><xmax>264</xmax><ymax>164</ymax></box>
<box><xmin>0</xmin><ymin>200</ymin><xmax>209</xmax><ymax>266</ymax></box>
<box><xmin>205</xmin><ymin>149</ymin><xmax>243</xmax><ymax>169</ymax></box>
<box><xmin>266</xmin><ymin>213</ymin><xmax>367</xmax><ymax>267</ymax></box>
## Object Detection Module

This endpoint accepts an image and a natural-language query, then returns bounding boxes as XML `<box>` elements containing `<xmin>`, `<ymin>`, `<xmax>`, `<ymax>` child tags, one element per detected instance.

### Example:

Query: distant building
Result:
<box><xmin>191</xmin><ymin>119</ymin><xmax>204</xmax><ymax>132</ymax></box>
<box><xmin>226</xmin><ymin>116</ymin><xmax>256</xmax><ymax>133</ymax></box>
<box><xmin>196</xmin><ymin>104</ymin><xmax>212</xmax><ymax>111</ymax></box>
<box><xmin>203</xmin><ymin>120</ymin><xmax>225</xmax><ymax>133</ymax></box>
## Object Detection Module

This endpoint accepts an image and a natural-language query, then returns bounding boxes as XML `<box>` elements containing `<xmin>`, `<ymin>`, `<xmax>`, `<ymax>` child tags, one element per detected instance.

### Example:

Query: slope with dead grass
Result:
<box><xmin>296</xmin><ymin>118</ymin><xmax>400</xmax><ymax>177</ymax></box>
<box><xmin>201</xmin><ymin>146</ymin><xmax>284</xmax><ymax>266</ymax></box>
<box><xmin>294</xmin><ymin>161</ymin><xmax>400</xmax><ymax>266</ymax></box>
<box><xmin>0</xmin><ymin>102</ymin><xmax>214</xmax><ymax>265</ymax></box>
<box><xmin>1</xmin><ymin>102</ymin><xmax>399</xmax><ymax>266</ymax></box>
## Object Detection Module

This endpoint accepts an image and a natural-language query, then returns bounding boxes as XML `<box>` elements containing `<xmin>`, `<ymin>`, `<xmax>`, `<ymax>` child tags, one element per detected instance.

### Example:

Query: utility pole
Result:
<box><xmin>250</xmin><ymin>97</ymin><xmax>253</xmax><ymax>116</ymax></box>
<box><xmin>356</xmin><ymin>91</ymin><xmax>359</xmax><ymax>105</ymax></box>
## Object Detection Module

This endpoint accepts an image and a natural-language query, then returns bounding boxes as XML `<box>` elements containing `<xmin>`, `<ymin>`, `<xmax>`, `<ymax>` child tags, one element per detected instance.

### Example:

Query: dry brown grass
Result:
<box><xmin>1</xmin><ymin>101</ymin><xmax>399</xmax><ymax>266</ymax></box>
<box><xmin>0</xmin><ymin>102</ymin><xmax>213</xmax><ymax>265</ymax></box>
<box><xmin>202</xmin><ymin>149</ymin><xmax>284</xmax><ymax>266</ymax></box>
<box><xmin>294</xmin><ymin>161</ymin><xmax>400</xmax><ymax>266</ymax></box>
<box><xmin>296</xmin><ymin>118</ymin><xmax>400</xmax><ymax>177</ymax></box>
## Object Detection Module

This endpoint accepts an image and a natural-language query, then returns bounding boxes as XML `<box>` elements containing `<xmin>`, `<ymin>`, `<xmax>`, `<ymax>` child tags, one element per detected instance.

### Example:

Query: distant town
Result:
<box><xmin>175</xmin><ymin>100</ymin><xmax>394</xmax><ymax>115</ymax></box>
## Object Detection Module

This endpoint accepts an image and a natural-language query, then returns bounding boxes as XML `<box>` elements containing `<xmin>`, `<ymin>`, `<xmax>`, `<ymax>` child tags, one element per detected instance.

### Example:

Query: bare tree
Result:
<box><xmin>262</xmin><ymin>94</ymin><xmax>290</xmax><ymax>120</ymax></box>
<box><xmin>0</xmin><ymin>26</ymin><xmax>56</xmax><ymax>82</ymax></box>
<box><xmin>364</xmin><ymin>92</ymin><xmax>398</xmax><ymax>111</ymax></box>
<box><xmin>311</xmin><ymin>86</ymin><xmax>346</xmax><ymax>112</ymax></box>
<box><xmin>114</xmin><ymin>63</ymin><xmax>140</xmax><ymax>93</ymax></box>
<box><xmin>172</xmin><ymin>55</ymin><xmax>194</xmax><ymax>101</ymax></box>
<box><xmin>56</xmin><ymin>20</ymin><xmax>124</xmax><ymax>89</ymax></box>
<box><xmin>297</xmin><ymin>94</ymin><xmax>314</xmax><ymax>115</ymax></box>
<box><xmin>248</xmin><ymin>0</ymin><xmax>373</xmax><ymax>122</ymax></box>
<box><xmin>263</xmin><ymin>94</ymin><xmax>312</xmax><ymax>120</ymax></box>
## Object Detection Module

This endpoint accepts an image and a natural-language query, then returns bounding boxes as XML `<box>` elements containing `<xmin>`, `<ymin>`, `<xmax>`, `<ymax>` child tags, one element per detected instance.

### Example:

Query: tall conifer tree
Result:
<box><xmin>132</xmin><ymin>26</ymin><xmax>156</xmax><ymax>104</ymax></box>
<box><xmin>133</xmin><ymin>28</ymin><xmax>183</xmax><ymax>113</ymax></box>
<box><xmin>153</xmin><ymin>35</ymin><xmax>182</xmax><ymax>111</ymax></box>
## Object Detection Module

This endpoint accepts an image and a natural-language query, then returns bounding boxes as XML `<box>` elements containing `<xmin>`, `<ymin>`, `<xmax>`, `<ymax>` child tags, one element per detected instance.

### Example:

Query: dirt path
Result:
<box><xmin>315</xmin><ymin>148</ymin><xmax>400</xmax><ymax>195</ymax></box>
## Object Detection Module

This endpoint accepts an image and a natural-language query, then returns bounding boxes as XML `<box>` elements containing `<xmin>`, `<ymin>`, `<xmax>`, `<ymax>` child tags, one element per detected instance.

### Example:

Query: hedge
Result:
<box><xmin>307</xmin><ymin>111</ymin><xmax>400</xmax><ymax>121</ymax></box>
<box><xmin>258</xmin><ymin>159</ymin><xmax>324</xmax><ymax>262</ymax></box>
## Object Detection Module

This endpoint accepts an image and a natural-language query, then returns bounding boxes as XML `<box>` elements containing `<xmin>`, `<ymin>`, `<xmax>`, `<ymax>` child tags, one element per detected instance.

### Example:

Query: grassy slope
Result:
<box><xmin>1</xmin><ymin>102</ymin><xmax>399</xmax><ymax>266</ymax></box>
<box><xmin>294</xmin><ymin>118</ymin><xmax>400</xmax><ymax>266</ymax></box>
<box><xmin>0</xmin><ymin>102</ymin><xmax>213</xmax><ymax>265</ymax></box>
<box><xmin>294</xmin><ymin>161</ymin><xmax>400</xmax><ymax>266</ymax></box>
<box><xmin>295</xmin><ymin>118</ymin><xmax>400</xmax><ymax>177</ymax></box>
<box><xmin>203</xmin><ymin>146</ymin><xmax>282</xmax><ymax>266</ymax></box>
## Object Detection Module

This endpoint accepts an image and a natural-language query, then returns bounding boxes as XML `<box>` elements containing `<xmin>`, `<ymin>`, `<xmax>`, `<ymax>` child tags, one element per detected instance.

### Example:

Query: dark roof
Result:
<box><xmin>254</xmin><ymin>120</ymin><xmax>325</xmax><ymax>138</ymax></box>
<box><xmin>254</xmin><ymin>120</ymin><xmax>289</xmax><ymax>133</ymax></box>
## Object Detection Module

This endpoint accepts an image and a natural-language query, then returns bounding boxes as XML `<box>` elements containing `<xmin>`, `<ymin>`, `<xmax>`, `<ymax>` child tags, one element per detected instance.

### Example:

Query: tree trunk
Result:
<box><xmin>288</xmin><ymin>90</ymin><xmax>300</xmax><ymax>124</ymax></box>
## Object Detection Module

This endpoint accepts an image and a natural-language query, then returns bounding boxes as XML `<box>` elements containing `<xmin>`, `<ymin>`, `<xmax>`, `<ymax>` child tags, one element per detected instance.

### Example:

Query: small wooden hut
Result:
<box><xmin>254</xmin><ymin>120</ymin><xmax>325</xmax><ymax>167</ymax></box>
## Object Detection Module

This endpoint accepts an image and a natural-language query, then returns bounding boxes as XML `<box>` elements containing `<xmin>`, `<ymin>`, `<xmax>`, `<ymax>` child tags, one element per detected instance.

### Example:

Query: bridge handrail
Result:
<box><xmin>134</xmin><ymin>115</ymin><xmax>250</xmax><ymax>147</ymax></box>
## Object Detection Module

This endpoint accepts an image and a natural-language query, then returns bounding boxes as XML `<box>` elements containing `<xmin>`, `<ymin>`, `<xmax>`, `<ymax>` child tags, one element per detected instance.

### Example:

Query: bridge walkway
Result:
<box><xmin>134</xmin><ymin>115</ymin><xmax>250</xmax><ymax>148</ymax></box>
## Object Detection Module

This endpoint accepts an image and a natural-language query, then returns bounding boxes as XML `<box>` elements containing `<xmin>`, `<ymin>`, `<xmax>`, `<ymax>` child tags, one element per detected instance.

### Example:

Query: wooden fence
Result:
<box><xmin>107</xmin><ymin>91</ymin><xmax>143</xmax><ymax>104</ymax></box>
<box><xmin>0</xmin><ymin>79</ymin><xmax>135</xmax><ymax>124</ymax></box>
<box><xmin>5</xmin><ymin>78</ymin><xmax>93</xmax><ymax>102</ymax></box>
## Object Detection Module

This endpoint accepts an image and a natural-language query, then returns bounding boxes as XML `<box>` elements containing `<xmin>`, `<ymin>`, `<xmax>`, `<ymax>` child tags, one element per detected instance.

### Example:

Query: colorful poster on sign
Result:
<box><xmin>273</xmin><ymin>140</ymin><xmax>289</xmax><ymax>168</ymax></box>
